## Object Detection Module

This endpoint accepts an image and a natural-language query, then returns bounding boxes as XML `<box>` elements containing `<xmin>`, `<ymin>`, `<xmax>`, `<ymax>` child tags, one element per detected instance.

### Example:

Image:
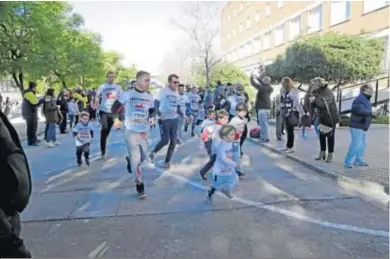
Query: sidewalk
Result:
<box><xmin>247</xmin><ymin>121</ymin><xmax>389</xmax><ymax>194</ymax></box>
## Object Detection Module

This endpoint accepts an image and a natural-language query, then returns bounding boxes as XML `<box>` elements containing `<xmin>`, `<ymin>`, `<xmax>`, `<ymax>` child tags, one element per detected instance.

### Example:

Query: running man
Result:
<box><xmin>149</xmin><ymin>73</ymin><xmax>182</xmax><ymax>168</ymax></box>
<box><xmin>187</xmin><ymin>86</ymin><xmax>202</xmax><ymax>137</ymax></box>
<box><xmin>111</xmin><ymin>71</ymin><xmax>156</xmax><ymax>198</ymax></box>
<box><xmin>95</xmin><ymin>71</ymin><xmax>122</xmax><ymax>159</ymax></box>
<box><xmin>177</xmin><ymin>84</ymin><xmax>190</xmax><ymax>144</ymax></box>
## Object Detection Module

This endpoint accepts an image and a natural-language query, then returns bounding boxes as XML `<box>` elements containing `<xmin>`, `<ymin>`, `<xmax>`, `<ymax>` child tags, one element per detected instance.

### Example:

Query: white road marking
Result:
<box><xmin>88</xmin><ymin>241</ymin><xmax>108</xmax><ymax>258</ymax></box>
<box><xmin>152</xmin><ymin>167</ymin><xmax>389</xmax><ymax>238</ymax></box>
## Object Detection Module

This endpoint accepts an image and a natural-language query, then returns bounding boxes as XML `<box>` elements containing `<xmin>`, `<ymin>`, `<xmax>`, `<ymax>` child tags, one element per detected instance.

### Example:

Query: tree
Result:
<box><xmin>172</xmin><ymin>2</ymin><xmax>223</xmax><ymax>87</ymax></box>
<box><xmin>266</xmin><ymin>32</ymin><xmax>385</xmax><ymax>84</ymax></box>
<box><xmin>0</xmin><ymin>1</ymin><xmax>70</xmax><ymax>93</ymax></box>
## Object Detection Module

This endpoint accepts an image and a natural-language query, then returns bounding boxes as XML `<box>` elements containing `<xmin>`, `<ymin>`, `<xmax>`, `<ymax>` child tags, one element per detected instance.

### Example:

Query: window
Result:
<box><xmin>364</xmin><ymin>0</ymin><xmax>389</xmax><ymax>13</ymax></box>
<box><xmin>263</xmin><ymin>31</ymin><xmax>271</xmax><ymax>50</ymax></box>
<box><xmin>246</xmin><ymin>17</ymin><xmax>251</xmax><ymax>28</ymax></box>
<box><xmin>239</xmin><ymin>23</ymin><xmax>243</xmax><ymax>33</ymax></box>
<box><xmin>254</xmin><ymin>36</ymin><xmax>262</xmax><ymax>53</ymax></box>
<box><xmin>330</xmin><ymin>1</ymin><xmax>351</xmax><ymax>26</ymax></box>
<box><xmin>265</xmin><ymin>4</ymin><xmax>271</xmax><ymax>17</ymax></box>
<box><xmin>308</xmin><ymin>4</ymin><xmax>323</xmax><ymax>33</ymax></box>
<box><xmin>277</xmin><ymin>1</ymin><xmax>284</xmax><ymax>8</ymax></box>
<box><xmin>289</xmin><ymin>16</ymin><xmax>301</xmax><ymax>40</ymax></box>
<box><xmin>255</xmin><ymin>11</ymin><xmax>260</xmax><ymax>23</ymax></box>
<box><xmin>275</xmin><ymin>24</ymin><xmax>284</xmax><ymax>46</ymax></box>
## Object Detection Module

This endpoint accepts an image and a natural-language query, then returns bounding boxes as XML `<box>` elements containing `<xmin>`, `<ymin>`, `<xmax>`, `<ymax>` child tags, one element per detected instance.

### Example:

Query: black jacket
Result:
<box><xmin>250</xmin><ymin>74</ymin><xmax>273</xmax><ymax>110</ymax></box>
<box><xmin>312</xmin><ymin>87</ymin><xmax>340</xmax><ymax>127</ymax></box>
<box><xmin>0</xmin><ymin>111</ymin><xmax>32</xmax><ymax>215</ymax></box>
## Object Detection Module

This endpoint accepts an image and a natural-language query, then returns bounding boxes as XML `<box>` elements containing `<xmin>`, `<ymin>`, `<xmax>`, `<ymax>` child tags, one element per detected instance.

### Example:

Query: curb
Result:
<box><xmin>247</xmin><ymin>137</ymin><xmax>390</xmax><ymax>209</ymax></box>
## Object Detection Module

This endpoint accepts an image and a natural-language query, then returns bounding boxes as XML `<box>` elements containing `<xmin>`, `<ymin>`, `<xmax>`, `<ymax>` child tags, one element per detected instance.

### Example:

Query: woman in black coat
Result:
<box><xmin>309</xmin><ymin>77</ymin><xmax>340</xmax><ymax>163</ymax></box>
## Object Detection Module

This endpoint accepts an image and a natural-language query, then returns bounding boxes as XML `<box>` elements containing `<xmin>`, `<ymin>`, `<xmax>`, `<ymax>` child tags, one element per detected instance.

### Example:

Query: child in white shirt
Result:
<box><xmin>207</xmin><ymin>124</ymin><xmax>239</xmax><ymax>202</ymax></box>
<box><xmin>229</xmin><ymin>103</ymin><xmax>249</xmax><ymax>179</ymax></box>
<box><xmin>200</xmin><ymin>109</ymin><xmax>216</xmax><ymax>156</ymax></box>
<box><xmin>73</xmin><ymin>112</ymin><xmax>94</xmax><ymax>166</ymax></box>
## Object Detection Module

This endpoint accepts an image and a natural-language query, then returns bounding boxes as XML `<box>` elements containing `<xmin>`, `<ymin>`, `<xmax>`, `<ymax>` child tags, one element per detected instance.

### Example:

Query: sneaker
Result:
<box><xmin>281</xmin><ymin>148</ymin><xmax>294</xmax><ymax>153</ymax></box>
<box><xmin>207</xmin><ymin>188</ymin><xmax>215</xmax><ymax>204</ymax></box>
<box><xmin>163</xmin><ymin>162</ymin><xmax>170</xmax><ymax>169</ymax></box>
<box><xmin>28</xmin><ymin>143</ymin><xmax>39</xmax><ymax>147</ymax></box>
<box><xmin>54</xmin><ymin>141</ymin><xmax>60</xmax><ymax>145</ymax></box>
<box><xmin>344</xmin><ymin>164</ymin><xmax>353</xmax><ymax>169</ymax></box>
<box><xmin>199</xmin><ymin>171</ymin><xmax>207</xmax><ymax>181</ymax></box>
<box><xmin>237</xmin><ymin>171</ymin><xmax>245</xmax><ymax>179</ymax></box>
<box><xmin>125</xmin><ymin>156</ymin><xmax>132</xmax><ymax>174</ymax></box>
<box><xmin>85</xmin><ymin>159</ymin><xmax>90</xmax><ymax>166</ymax></box>
<box><xmin>47</xmin><ymin>142</ymin><xmax>55</xmax><ymax>148</ymax></box>
<box><xmin>191</xmin><ymin>132</ymin><xmax>195</xmax><ymax>137</ymax></box>
<box><xmin>354</xmin><ymin>161</ymin><xmax>369</xmax><ymax>167</ymax></box>
<box><xmin>136</xmin><ymin>183</ymin><xmax>146</xmax><ymax>199</ymax></box>
<box><xmin>176</xmin><ymin>139</ymin><xmax>182</xmax><ymax>145</ymax></box>
<box><xmin>220</xmin><ymin>188</ymin><xmax>233</xmax><ymax>199</ymax></box>
<box><xmin>101</xmin><ymin>153</ymin><xmax>107</xmax><ymax>160</ymax></box>
<box><xmin>77</xmin><ymin>161</ymin><xmax>82</xmax><ymax>167</ymax></box>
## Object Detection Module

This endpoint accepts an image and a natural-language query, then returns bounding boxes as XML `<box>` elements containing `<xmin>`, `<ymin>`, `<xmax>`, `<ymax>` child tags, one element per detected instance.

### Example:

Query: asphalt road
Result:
<box><xmin>20</xmin><ymin>121</ymin><xmax>389</xmax><ymax>258</ymax></box>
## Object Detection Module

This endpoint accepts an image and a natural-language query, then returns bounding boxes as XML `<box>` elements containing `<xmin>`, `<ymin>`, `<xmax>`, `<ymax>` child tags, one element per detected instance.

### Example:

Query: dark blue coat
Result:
<box><xmin>350</xmin><ymin>93</ymin><xmax>372</xmax><ymax>131</ymax></box>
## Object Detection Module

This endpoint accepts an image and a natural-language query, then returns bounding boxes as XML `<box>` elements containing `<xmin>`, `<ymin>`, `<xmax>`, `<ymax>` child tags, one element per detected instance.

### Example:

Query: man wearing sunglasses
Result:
<box><xmin>149</xmin><ymin>74</ymin><xmax>182</xmax><ymax>168</ymax></box>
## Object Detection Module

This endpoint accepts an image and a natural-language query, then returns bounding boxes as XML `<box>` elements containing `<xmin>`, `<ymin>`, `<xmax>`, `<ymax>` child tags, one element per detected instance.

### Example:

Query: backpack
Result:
<box><xmin>0</xmin><ymin>111</ymin><xmax>32</xmax><ymax>215</ymax></box>
<box><xmin>250</xmin><ymin>127</ymin><xmax>261</xmax><ymax>139</ymax></box>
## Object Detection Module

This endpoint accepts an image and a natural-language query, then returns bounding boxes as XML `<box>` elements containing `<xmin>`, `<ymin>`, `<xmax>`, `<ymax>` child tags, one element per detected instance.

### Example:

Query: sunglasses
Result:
<box><xmin>172</xmin><ymin>81</ymin><xmax>180</xmax><ymax>84</ymax></box>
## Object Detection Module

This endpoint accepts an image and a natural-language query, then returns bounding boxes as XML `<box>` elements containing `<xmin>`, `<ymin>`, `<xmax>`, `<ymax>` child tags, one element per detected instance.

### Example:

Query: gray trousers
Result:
<box><xmin>125</xmin><ymin>131</ymin><xmax>148</xmax><ymax>183</ymax></box>
<box><xmin>275</xmin><ymin>111</ymin><xmax>284</xmax><ymax>140</ymax></box>
<box><xmin>177</xmin><ymin>116</ymin><xmax>185</xmax><ymax>140</ymax></box>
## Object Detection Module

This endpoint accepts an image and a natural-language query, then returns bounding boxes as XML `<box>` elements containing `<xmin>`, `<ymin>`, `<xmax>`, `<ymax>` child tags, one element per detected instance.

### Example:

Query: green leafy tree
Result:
<box><xmin>267</xmin><ymin>32</ymin><xmax>384</xmax><ymax>84</ymax></box>
<box><xmin>0</xmin><ymin>1</ymin><xmax>70</xmax><ymax>93</ymax></box>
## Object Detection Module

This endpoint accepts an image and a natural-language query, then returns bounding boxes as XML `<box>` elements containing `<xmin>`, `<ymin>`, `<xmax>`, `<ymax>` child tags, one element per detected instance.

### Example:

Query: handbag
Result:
<box><xmin>318</xmin><ymin>97</ymin><xmax>334</xmax><ymax>135</ymax></box>
<box><xmin>301</xmin><ymin>114</ymin><xmax>311</xmax><ymax>127</ymax></box>
<box><xmin>286</xmin><ymin>111</ymin><xmax>299</xmax><ymax>127</ymax></box>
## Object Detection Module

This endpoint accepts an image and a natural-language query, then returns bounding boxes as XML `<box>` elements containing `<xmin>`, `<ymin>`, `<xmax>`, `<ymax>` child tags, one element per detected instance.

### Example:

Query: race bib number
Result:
<box><xmin>132</xmin><ymin>111</ymin><xmax>147</xmax><ymax>123</ymax></box>
<box><xmin>78</xmin><ymin>131</ymin><xmax>91</xmax><ymax>141</ymax></box>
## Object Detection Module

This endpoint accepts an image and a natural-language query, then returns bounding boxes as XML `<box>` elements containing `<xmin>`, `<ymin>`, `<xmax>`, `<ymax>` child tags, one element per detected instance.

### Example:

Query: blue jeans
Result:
<box><xmin>257</xmin><ymin>109</ymin><xmax>270</xmax><ymax>140</ymax></box>
<box><xmin>344</xmin><ymin>128</ymin><xmax>367</xmax><ymax>166</ymax></box>
<box><xmin>47</xmin><ymin>123</ymin><xmax>57</xmax><ymax>142</ymax></box>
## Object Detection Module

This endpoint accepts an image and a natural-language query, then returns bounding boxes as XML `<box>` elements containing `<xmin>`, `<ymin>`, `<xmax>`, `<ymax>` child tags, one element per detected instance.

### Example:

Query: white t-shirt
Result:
<box><xmin>178</xmin><ymin>93</ymin><xmax>189</xmax><ymax>116</ymax></box>
<box><xmin>118</xmin><ymin>89</ymin><xmax>154</xmax><ymax>132</ymax></box>
<box><xmin>201</xmin><ymin>119</ymin><xmax>215</xmax><ymax>130</ymax></box>
<box><xmin>156</xmin><ymin>87</ymin><xmax>180</xmax><ymax>119</ymax></box>
<box><xmin>96</xmin><ymin>83</ymin><xmax>122</xmax><ymax>113</ymax></box>
<box><xmin>188</xmin><ymin>93</ymin><xmax>201</xmax><ymax>111</ymax></box>
<box><xmin>73</xmin><ymin>122</ymin><xmax>94</xmax><ymax>146</ymax></box>
<box><xmin>212</xmin><ymin>140</ymin><xmax>237</xmax><ymax>176</ymax></box>
<box><xmin>228</xmin><ymin>94</ymin><xmax>246</xmax><ymax>116</ymax></box>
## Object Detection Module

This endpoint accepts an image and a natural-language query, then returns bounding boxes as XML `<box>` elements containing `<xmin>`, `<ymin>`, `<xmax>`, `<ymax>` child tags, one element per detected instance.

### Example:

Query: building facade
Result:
<box><xmin>221</xmin><ymin>1</ymin><xmax>390</xmax><ymax>75</ymax></box>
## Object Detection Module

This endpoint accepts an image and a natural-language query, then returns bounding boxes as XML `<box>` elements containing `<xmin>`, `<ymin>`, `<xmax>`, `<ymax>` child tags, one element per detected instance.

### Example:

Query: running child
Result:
<box><xmin>229</xmin><ymin>103</ymin><xmax>248</xmax><ymax>178</ymax></box>
<box><xmin>199</xmin><ymin>109</ymin><xmax>229</xmax><ymax>180</ymax></box>
<box><xmin>73</xmin><ymin>112</ymin><xmax>94</xmax><ymax>166</ymax></box>
<box><xmin>200</xmin><ymin>109</ymin><xmax>216</xmax><ymax>157</ymax></box>
<box><xmin>207</xmin><ymin>124</ymin><xmax>239</xmax><ymax>202</ymax></box>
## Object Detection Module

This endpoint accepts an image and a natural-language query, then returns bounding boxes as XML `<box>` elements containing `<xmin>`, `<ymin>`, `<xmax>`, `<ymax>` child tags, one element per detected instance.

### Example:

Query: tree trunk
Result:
<box><xmin>204</xmin><ymin>57</ymin><xmax>210</xmax><ymax>87</ymax></box>
<box><xmin>61</xmin><ymin>79</ymin><xmax>67</xmax><ymax>89</ymax></box>
<box><xmin>11</xmin><ymin>68</ymin><xmax>24</xmax><ymax>95</ymax></box>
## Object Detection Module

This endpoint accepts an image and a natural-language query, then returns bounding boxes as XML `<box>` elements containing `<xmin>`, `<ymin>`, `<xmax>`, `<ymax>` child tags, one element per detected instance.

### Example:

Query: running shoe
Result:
<box><xmin>85</xmin><ymin>159</ymin><xmax>90</xmax><ymax>166</ymax></box>
<box><xmin>136</xmin><ymin>183</ymin><xmax>146</xmax><ymax>199</ymax></box>
<box><xmin>236</xmin><ymin>171</ymin><xmax>245</xmax><ymax>179</ymax></box>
